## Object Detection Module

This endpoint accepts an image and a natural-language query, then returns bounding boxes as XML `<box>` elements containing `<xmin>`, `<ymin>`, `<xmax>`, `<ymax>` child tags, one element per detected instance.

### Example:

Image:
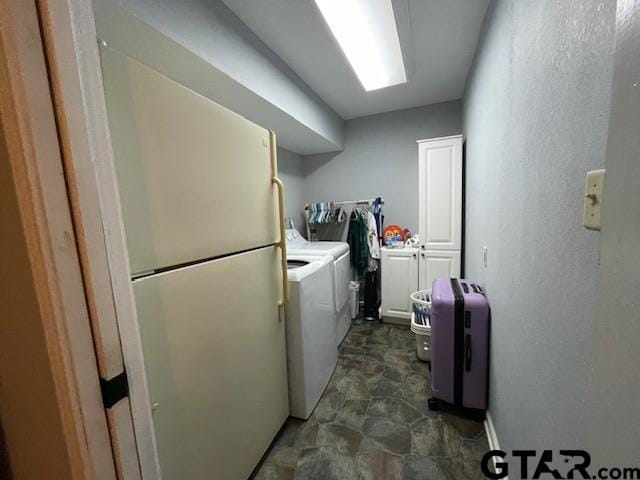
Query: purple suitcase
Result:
<box><xmin>428</xmin><ymin>278</ymin><xmax>489</xmax><ymax>418</ymax></box>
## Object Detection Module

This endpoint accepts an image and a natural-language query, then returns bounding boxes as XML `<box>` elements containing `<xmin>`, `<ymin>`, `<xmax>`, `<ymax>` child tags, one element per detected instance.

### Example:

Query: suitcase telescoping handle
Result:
<box><xmin>465</xmin><ymin>334</ymin><xmax>472</xmax><ymax>372</ymax></box>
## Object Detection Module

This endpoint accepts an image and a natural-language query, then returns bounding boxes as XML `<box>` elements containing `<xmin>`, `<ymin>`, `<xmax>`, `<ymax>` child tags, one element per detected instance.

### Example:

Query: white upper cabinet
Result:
<box><xmin>418</xmin><ymin>135</ymin><xmax>463</xmax><ymax>251</ymax></box>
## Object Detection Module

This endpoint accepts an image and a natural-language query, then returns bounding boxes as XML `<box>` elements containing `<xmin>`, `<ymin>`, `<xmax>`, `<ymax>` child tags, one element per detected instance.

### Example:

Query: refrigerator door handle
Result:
<box><xmin>270</xmin><ymin>130</ymin><xmax>288</xmax><ymax>311</ymax></box>
<box><xmin>272</xmin><ymin>176</ymin><xmax>288</xmax><ymax>309</ymax></box>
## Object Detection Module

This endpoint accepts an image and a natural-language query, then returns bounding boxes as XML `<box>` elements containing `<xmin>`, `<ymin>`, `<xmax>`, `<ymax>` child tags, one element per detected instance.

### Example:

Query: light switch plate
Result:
<box><xmin>583</xmin><ymin>169</ymin><xmax>605</xmax><ymax>230</ymax></box>
<box><xmin>481</xmin><ymin>246</ymin><xmax>488</xmax><ymax>267</ymax></box>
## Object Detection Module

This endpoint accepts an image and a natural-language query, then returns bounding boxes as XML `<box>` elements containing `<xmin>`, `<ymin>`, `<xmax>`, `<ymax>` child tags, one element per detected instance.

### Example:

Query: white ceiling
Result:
<box><xmin>222</xmin><ymin>0</ymin><xmax>490</xmax><ymax>120</ymax></box>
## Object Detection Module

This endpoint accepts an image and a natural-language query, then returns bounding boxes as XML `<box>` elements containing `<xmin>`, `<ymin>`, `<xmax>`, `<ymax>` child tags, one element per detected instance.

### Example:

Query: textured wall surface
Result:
<box><xmin>463</xmin><ymin>0</ymin><xmax>615</xmax><ymax>455</ymax></box>
<box><xmin>586</xmin><ymin>1</ymin><xmax>640</xmax><ymax>466</ymax></box>
<box><xmin>277</xmin><ymin>147</ymin><xmax>307</xmax><ymax>230</ymax></box>
<box><xmin>302</xmin><ymin>101</ymin><xmax>462</xmax><ymax>239</ymax></box>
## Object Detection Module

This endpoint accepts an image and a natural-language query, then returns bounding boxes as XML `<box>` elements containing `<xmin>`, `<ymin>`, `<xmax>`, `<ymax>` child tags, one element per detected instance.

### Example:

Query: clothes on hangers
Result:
<box><xmin>366</xmin><ymin>210</ymin><xmax>380</xmax><ymax>268</ymax></box>
<box><xmin>334</xmin><ymin>198</ymin><xmax>384</xmax><ymax>320</ymax></box>
<box><xmin>307</xmin><ymin>202</ymin><xmax>347</xmax><ymax>225</ymax></box>
<box><xmin>348</xmin><ymin>205</ymin><xmax>381</xmax><ymax>274</ymax></box>
<box><xmin>348</xmin><ymin>209</ymin><xmax>369</xmax><ymax>275</ymax></box>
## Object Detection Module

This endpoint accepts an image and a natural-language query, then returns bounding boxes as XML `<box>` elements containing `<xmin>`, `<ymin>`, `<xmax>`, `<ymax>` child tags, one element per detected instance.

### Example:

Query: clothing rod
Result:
<box><xmin>304</xmin><ymin>198</ymin><xmax>384</xmax><ymax>208</ymax></box>
<box><xmin>333</xmin><ymin>198</ymin><xmax>384</xmax><ymax>205</ymax></box>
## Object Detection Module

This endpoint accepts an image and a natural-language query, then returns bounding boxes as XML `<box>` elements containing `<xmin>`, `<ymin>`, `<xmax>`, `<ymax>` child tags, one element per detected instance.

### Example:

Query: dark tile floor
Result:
<box><xmin>254</xmin><ymin>321</ymin><xmax>489</xmax><ymax>480</ymax></box>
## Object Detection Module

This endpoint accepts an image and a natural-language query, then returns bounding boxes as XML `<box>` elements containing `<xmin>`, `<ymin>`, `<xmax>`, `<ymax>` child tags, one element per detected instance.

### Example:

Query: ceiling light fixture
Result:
<box><xmin>314</xmin><ymin>0</ymin><xmax>407</xmax><ymax>91</ymax></box>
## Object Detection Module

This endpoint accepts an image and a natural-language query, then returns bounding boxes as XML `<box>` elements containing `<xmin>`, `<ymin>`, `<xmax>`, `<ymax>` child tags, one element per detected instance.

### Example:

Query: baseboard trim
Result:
<box><xmin>484</xmin><ymin>410</ymin><xmax>499</xmax><ymax>450</ymax></box>
<box><xmin>484</xmin><ymin>411</ymin><xmax>508</xmax><ymax>479</ymax></box>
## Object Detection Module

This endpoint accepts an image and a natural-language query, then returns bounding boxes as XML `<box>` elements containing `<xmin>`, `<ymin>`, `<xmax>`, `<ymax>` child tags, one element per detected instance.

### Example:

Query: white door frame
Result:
<box><xmin>35</xmin><ymin>0</ymin><xmax>160</xmax><ymax>478</ymax></box>
<box><xmin>0</xmin><ymin>1</ymin><xmax>120</xmax><ymax>477</ymax></box>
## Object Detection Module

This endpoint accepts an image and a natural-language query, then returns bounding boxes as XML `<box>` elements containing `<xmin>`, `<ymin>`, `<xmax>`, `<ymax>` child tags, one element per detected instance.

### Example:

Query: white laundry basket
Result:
<box><xmin>410</xmin><ymin>290</ymin><xmax>432</xmax><ymax>362</ymax></box>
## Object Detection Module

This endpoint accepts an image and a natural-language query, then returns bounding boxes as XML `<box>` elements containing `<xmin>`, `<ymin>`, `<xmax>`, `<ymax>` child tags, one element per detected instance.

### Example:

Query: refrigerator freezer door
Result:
<box><xmin>100</xmin><ymin>46</ymin><xmax>279</xmax><ymax>275</ymax></box>
<box><xmin>132</xmin><ymin>246</ymin><xmax>288</xmax><ymax>479</ymax></box>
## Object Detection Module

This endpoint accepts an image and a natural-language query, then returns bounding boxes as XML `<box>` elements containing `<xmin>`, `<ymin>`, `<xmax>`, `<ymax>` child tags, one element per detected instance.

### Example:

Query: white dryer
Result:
<box><xmin>286</xmin><ymin>255</ymin><xmax>338</xmax><ymax>419</ymax></box>
<box><xmin>286</xmin><ymin>229</ymin><xmax>353</xmax><ymax>345</ymax></box>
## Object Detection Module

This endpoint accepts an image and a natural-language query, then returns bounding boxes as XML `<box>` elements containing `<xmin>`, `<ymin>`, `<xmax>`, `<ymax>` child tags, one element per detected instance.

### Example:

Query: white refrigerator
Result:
<box><xmin>101</xmin><ymin>46</ymin><xmax>289</xmax><ymax>479</ymax></box>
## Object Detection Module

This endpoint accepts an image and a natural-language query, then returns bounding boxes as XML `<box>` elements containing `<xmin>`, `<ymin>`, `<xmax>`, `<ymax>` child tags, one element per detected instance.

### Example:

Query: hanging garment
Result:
<box><xmin>309</xmin><ymin>203</ymin><xmax>319</xmax><ymax>224</ymax></box>
<box><xmin>317</xmin><ymin>203</ymin><xmax>326</xmax><ymax>223</ymax></box>
<box><xmin>348</xmin><ymin>210</ymin><xmax>369</xmax><ymax>275</ymax></box>
<box><xmin>365</xmin><ymin>211</ymin><xmax>380</xmax><ymax>272</ymax></box>
<box><xmin>366</xmin><ymin>211</ymin><xmax>380</xmax><ymax>260</ymax></box>
<box><xmin>318</xmin><ymin>203</ymin><xmax>326</xmax><ymax>223</ymax></box>
<box><xmin>363</xmin><ymin>270</ymin><xmax>380</xmax><ymax>321</ymax></box>
<box><xmin>373</xmin><ymin>197</ymin><xmax>384</xmax><ymax>242</ymax></box>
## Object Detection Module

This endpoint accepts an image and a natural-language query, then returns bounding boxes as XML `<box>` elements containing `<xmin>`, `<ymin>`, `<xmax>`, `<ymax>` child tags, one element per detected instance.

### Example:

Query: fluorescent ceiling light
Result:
<box><xmin>314</xmin><ymin>0</ymin><xmax>407</xmax><ymax>91</ymax></box>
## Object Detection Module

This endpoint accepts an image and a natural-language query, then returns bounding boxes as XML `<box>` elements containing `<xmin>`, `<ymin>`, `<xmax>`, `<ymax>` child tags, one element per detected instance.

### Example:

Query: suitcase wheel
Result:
<box><xmin>427</xmin><ymin>398</ymin><xmax>440</xmax><ymax>411</ymax></box>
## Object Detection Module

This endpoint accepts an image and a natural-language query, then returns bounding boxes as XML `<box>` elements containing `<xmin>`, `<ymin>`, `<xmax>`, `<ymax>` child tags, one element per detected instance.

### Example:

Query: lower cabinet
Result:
<box><xmin>381</xmin><ymin>248</ymin><xmax>419</xmax><ymax>323</ymax></box>
<box><xmin>381</xmin><ymin>247</ymin><xmax>460</xmax><ymax>323</ymax></box>
<box><xmin>418</xmin><ymin>249</ymin><xmax>461</xmax><ymax>293</ymax></box>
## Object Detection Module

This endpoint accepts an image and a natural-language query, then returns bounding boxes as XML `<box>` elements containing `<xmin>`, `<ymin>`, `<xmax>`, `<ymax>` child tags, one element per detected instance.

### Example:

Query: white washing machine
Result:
<box><xmin>286</xmin><ymin>229</ymin><xmax>353</xmax><ymax>345</ymax></box>
<box><xmin>285</xmin><ymin>254</ymin><xmax>338</xmax><ymax>419</ymax></box>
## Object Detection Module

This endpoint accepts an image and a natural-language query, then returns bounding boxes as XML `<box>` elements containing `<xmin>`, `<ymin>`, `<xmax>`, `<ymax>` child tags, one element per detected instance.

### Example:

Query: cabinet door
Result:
<box><xmin>419</xmin><ymin>136</ymin><xmax>462</xmax><ymax>251</ymax></box>
<box><xmin>418</xmin><ymin>250</ymin><xmax>461</xmax><ymax>292</ymax></box>
<box><xmin>381</xmin><ymin>249</ymin><xmax>419</xmax><ymax>321</ymax></box>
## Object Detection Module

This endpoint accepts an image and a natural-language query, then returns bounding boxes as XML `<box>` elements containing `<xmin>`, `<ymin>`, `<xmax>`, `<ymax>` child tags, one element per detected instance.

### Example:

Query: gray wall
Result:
<box><xmin>463</xmin><ymin>0</ymin><xmax>615</xmax><ymax>458</ymax></box>
<box><xmin>277</xmin><ymin>147</ymin><xmax>306</xmax><ymax>230</ymax></box>
<box><xmin>586</xmin><ymin>4</ymin><xmax>640</xmax><ymax>466</ymax></box>
<box><xmin>302</xmin><ymin>101</ymin><xmax>462</xmax><ymax>239</ymax></box>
